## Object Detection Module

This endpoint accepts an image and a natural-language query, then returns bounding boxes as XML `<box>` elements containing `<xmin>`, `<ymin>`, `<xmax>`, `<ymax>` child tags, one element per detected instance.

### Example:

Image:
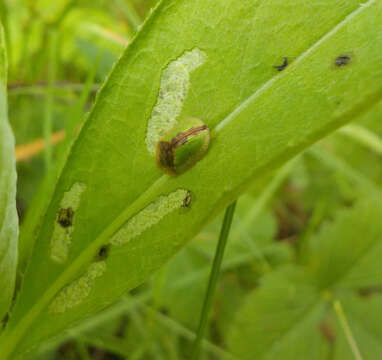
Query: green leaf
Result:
<box><xmin>333</xmin><ymin>295</ymin><xmax>382</xmax><ymax>360</ymax></box>
<box><xmin>307</xmin><ymin>199</ymin><xmax>382</xmax><ymax>290</ymax></box>
<box><xmin>2</xmin><ymin>0</ymin><xmax>382</xmax><ymax>357</ymax></box>
<box><xmin>0</xmin><ymin>22</ymin><xmax>6</xmax><ymax>88</ymax></box>
<box><xmin>0</xmin><ymin>23</ymin><xmax>18</xmax><ymax>320</ymax></box>
<box><xmin>227</xmin><ymin>266</ymin><xmax>327</xmax><ymax>360</ymax></box>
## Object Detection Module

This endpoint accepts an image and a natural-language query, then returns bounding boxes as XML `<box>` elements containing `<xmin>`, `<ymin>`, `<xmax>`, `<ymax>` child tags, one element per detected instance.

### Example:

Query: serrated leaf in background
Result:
<box><xmin>332</xmin><ymin>294</ymin><xmax>382</xmax><ymax>360</ymax></box>
<box><xmin>228</xmin><ymin>266</ymin><xmax>327</xmax><ymax>360</ymax></box>
<box><xmin>307</xmin><ymin>199</ymin><xmax>382</xmax><ymax>290</ymax></box>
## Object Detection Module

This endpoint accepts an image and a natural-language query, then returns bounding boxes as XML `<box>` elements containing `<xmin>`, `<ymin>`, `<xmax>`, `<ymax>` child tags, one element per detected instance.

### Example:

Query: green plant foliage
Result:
<box><xmin>333</xmin><ymin>294</ymin><xmax>382</xmax><ymax>360</ymax></box>
<box><xmin>307</xmin><ymin>199</ymin><xmax>382</xmax><ymax>290</ymax></box>
<box><xmin>60</xmin><ymin>6</ymin><xmax>129</xmax><ymax>79</ymax></box>
<box><xmin>0</xmin><ymin>23</ymin><xmax>18</xmax><ymax>320</ymax></box>
<box><xmin>228</xmin><ymin>266</ymin><xmax>328</xmax><ymax>360</ymax></box>
<box><xmin>228</xmin><ymin>199</ymin><xmax>382</xmax><ymax>360</ymax></box>
<box><xmin>2</xmin><ymin>0</ymin><xmax>382</xmax><ymax>358</ymax></box>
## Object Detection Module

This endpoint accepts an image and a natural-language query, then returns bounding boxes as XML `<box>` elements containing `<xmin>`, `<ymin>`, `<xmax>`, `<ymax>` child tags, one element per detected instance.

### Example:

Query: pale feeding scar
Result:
<box><xmin>145</xmin><ymin>48</ymin><xmax>207</xmax><ymax>154</ymax></box>
<box><xmin>50</xmin><ymin>182</ymin><xmax>86</xmax><ymax>264</ymax></box>
<box><xmin>110</xmin><ymin>189</ymin><xmax>190</xmax><ymax>246</ymax></box>
<box><xmin>49</xmin><ymin>261</ymin><xmax>106</xmax><ymax>314</ymax></box>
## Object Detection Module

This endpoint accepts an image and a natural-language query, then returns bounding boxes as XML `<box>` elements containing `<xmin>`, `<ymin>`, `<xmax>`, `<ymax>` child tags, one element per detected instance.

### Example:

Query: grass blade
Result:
<box><xmin>191</xmin><ymin>201</ymin><xmax>237</xmax><ymax>359</ymax></box>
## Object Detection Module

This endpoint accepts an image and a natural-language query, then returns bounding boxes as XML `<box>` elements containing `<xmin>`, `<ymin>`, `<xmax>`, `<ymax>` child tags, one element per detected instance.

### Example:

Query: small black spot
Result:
<box><xmin>273</xmin><ymin>57</ymin><xmax>288</xmax><ymax>71</ymax></box>
<box><xmin>57</xmin><ymin>207</ymin><xmax>74</xmax><ymax>228</ymax></box>
<box><xmin>358</xmin><ymin>286</ymin><xmax>382</xmax><ymax>297</ymax></box>
<box><xmin>182</xmin><ymin>191</ymin><xmax>192</xmax><ymax>208</ymax></box>
<box><xmin>159</xmin><ymin>306</ymin><xmax>169</xmax><ymax>315</ymax></box>
<box><xmin>96</xmin><ymin>244</ymin><xmax>111</xmax><ymax>261</ymax></box>
<box><xmin>335</xmin><ymin>54</ymin><xmax>351</xmax><ymax>67</ymax></box>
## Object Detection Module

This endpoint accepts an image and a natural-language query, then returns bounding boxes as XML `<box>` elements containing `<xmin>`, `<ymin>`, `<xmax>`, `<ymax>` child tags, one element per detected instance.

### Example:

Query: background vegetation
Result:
<box><xmin>1</xmin><ymin>0</ymin><xmax>382</xmax><ymax>359</ymax></box>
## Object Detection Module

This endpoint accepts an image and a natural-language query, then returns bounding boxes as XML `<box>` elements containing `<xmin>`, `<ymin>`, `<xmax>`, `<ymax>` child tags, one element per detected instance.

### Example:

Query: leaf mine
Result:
<box><xmin>110</xmin><ymin>189</ymin><xmax>190</xmax><ymax>246</ymax></box>
<box><xmin>145</xmin><ymin>48</ymin><xmax>207</xmax><ymax>154</ymax></box>
<box><xmin>50</xmin><ymin>182</ymin><xmax>86</xmax><ymax>264</ymax></box>
<box><xmin>49</xmin><ymin>261</ymin><xmax>106</xmax><ymax>314</ymax></box>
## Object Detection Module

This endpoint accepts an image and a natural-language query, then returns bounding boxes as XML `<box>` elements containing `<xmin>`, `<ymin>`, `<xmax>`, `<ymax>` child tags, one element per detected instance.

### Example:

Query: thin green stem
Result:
<box><xmin>296</xmin><ymin>199</ymin><xmax>326</xmax><ymax>262</ymax></box>
<box><xmin>339</xmin><ymin>124</ymin><xmax>382</xmax><ymax>156</ymax></box>
<box><xmin>8</xmin><ymin>82</ymin><xmax>100</xmax><ymax>96</ymax></box>
<box><xmin>43</xmin><ymin>29</ymin><xmax>58</xmax><ymax>172</ymax></box>
<box><xmin>143</xmin><ymin>305</ymin><xmax>238</xmax><ymax>360</ymax></box>
<box><xmin>130</xmin><ymin>307</ymin><xmax>161</xmax><ymax>359</ymax></box>
<box><xmin>64</xmin><ymin>51</ymin><xmax>101</xmax><ymax>140</ymax></box>
<box><xmin>129</xmin><ymin>345</ymin><xmax>147</xmax><ymax>360</ymax></box>
<box><xmin>191</xmin><ymin>201</ymin><xmax>237</xmax><ymax>360</ymax></box>
<box><xmin>241</xmin><ymin>158</ymin><xmax>297</xmax><ymax>228</ymax></box>
<box><xmin>75</xmin><ymin>341</ymin><xmax>91</xmax><ymax>360</ymax></box>
<box><xmin>235</xmin><ymin>158</ymin><xmax>297</xmax><ymax>271</ymax></box>
<box><xmin>42</xmin><ymin>0</ymin><xmax>75</xmax><ymax>170</ymax></box>
<box><xmin>0</xmin><ymin>1</ymin><xmax>12</xmax><ymax>71</ymax></box>
<box><xmin>29</xmin><ymin>293</ymin><xmax>150</xmax><ymax>358</ymax></box>
<box><xmin>79</xmin><ymin>334</ymin><xmax>130</xmax><ymax>358</ymax></box>
<box><xmin>333</xmin><ymin>300</ymin><xmax>363</xmax><ymax>360</ymax></box>
<box><xmin>114</xmin><ymin>0</ymin><xmax>141</xmax><ymax>32</ymax></box>
<box><xmin>49</xmin><ymin>0</ymin><xmax>76</xmax><ymax>28</ymax></box>
<box><xmin>308</xmin><ymin>146</ymin><xmax>381</xmax><ymax>194</ymax></box>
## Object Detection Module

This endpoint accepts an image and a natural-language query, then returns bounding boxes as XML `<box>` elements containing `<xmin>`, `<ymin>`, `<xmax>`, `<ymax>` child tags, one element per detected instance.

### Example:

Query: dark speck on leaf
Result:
<box><xmin>274</xmin><ymin>57</ymin><xmax>288</xmax><ymax>71</ymax></box>
<box><xmin>182</xmin><ymin>191</ymin><xmax>192</xmax><ymax>208</ymax></box>
<box><xmin>97</xmin><ymin>245</ymin><xmax>111</xmax><ymax>261</ymax></box>
<box><xmin>335</xmin><ymin>54</ymin><xmax>351</xmax><ymax>67</ymax></box>
<box><xmin>57</xmin><ymin>207</ymin><xmax>74</xmax><ymax>228</ymax></box>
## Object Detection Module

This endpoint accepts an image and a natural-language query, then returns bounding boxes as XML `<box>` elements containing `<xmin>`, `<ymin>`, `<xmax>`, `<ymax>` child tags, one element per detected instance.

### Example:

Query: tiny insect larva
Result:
<box><xmin>57</xmin><ymin>207</ymin><xmax>74</xmax><ymax>228</ymax></box>
<box><xmin>155</xmin><ymin>118</ymin><xmax>210</xmax><ymax>176</ymax></box>
<box><xmin>182</xmin><ymin>191</ymin><xmax>192</xmax><ymax>207</ymax></box>
<box><xmin>50</xmin><ymin>182</ymin><xmax>86</xmax><ymax>264</ymax></box>
<box><xmin>274</xmin><ymin>57</ymin><xmax>288</xmax><ymax>71</ymax></box>
<box><xmin>96</xmin><ymin>245</ymin><xmax>111</xmax><ymax>261</ymax></box>
<box><xmin>335</xmin><ymin>54</ymin><xmax>351</xmax><ymax>67</ymax></box>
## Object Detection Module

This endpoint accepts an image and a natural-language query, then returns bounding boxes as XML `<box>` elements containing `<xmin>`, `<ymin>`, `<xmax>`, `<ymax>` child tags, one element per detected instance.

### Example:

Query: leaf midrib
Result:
<box><xmin>262</xmin><ymin>300</ymin><xmax>325</xmax><ymax>360</ymax></box>
<box><xmin>1</xmin><ymin>1</ymin><xmax>377</xmax><ymax>357</ymax></box>
<box><xmin>325</xmin><ymin>237</ymin><xmax>382</xmax><ymax>290</ymax></box>
<box><xmin>340</xmin><ymin>302</ymin><xmax>382</xmax><ymax>355</ymax></box>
